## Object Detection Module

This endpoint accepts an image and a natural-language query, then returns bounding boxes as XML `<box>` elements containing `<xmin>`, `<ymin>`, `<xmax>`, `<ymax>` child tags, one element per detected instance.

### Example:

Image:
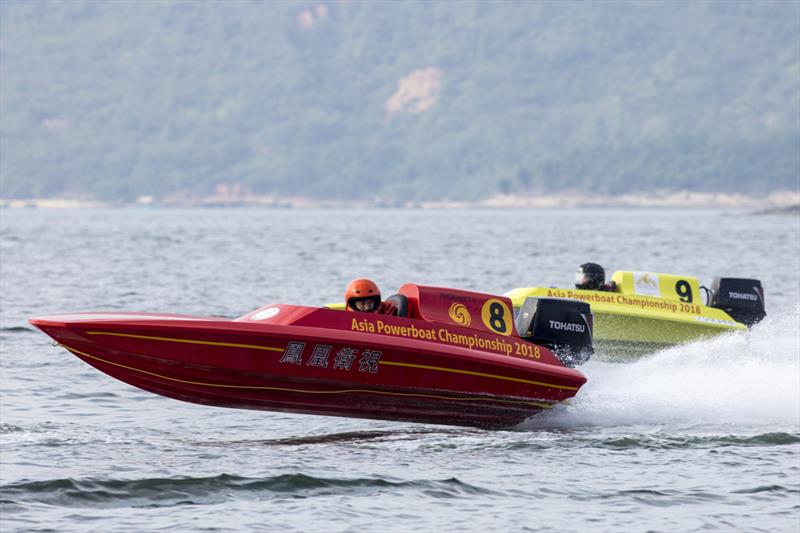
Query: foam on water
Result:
<box><xmin>528</xmin><ymin>309</ymin><xmax>800</xmax><ymax>429</ymax></box>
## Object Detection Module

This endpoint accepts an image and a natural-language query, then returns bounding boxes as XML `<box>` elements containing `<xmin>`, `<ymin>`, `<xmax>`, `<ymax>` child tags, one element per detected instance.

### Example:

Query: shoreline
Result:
<box><xmin>1</xmin><ymin>190</ymin><xmax>798</xmax><ymax>211</ymax></box>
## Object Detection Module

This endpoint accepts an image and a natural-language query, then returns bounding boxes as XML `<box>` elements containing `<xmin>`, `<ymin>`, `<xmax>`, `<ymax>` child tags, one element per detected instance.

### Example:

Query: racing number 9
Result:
<box><xmin>675</xmin><ymin>280</ymin><xmax>693</xmax><ymax>303</ymax></box>
<box><xmin>481</xmin><ymin>299</ymin><xmax>513</xmax><ymax>336</ymax></box>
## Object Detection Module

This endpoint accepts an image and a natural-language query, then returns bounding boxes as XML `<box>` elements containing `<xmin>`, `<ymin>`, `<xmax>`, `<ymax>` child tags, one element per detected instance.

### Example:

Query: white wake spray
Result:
<box><xmin>528</xmin><ymin>309</ymin><xmax>800</xmax><ymax>430</ymax></box>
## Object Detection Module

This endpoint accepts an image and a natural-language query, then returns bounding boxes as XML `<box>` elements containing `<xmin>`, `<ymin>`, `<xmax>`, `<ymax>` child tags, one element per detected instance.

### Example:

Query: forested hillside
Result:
<box><xmin>1</xmin><ymin>0</ymin><xmax>798</xmax><ymax>202</ymax></box>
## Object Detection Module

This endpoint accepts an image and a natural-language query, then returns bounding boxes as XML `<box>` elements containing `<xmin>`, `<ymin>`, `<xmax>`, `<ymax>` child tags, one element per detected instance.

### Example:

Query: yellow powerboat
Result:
<box><xmin>507</xmin><ymin>268</ymin><xmax>766</xmax><ymax>357</ymax></box>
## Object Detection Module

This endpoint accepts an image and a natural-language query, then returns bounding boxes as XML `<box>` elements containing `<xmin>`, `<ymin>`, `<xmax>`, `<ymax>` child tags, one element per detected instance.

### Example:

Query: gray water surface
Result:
<box><xmin>1</xmin><ymin>208</ymin><xmax>798</xmax><ymax>532</ymax></box>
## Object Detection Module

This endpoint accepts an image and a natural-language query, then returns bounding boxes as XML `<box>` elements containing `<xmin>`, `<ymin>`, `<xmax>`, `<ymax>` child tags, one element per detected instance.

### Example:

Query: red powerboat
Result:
<box><xmin>30</xmin><ymin>284</ymin><xmax>593</xmax><ymax>428</ymax></box>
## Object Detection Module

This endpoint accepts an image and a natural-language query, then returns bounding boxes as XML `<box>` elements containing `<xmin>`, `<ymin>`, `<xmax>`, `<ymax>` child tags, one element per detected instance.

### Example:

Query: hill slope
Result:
<box><xmin>1</xmin><ymin>0</ymin><xmax>798</xmax><ymax>201</ymax></box>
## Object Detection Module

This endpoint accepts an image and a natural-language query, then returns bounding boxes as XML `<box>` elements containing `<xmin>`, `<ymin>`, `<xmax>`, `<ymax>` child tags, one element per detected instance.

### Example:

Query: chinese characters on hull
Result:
<box><xmin>280</xmin><ymin>343</ymin><xmax>382</xmax><ymax>374</ymax></box>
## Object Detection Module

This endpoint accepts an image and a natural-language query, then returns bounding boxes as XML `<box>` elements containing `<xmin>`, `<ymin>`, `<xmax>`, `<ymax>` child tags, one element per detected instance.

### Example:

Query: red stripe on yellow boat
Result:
<box><xmin>87</xmin><ymin>331</ymin><xmax>285</xmax><ymax>352</ymax></box>
<box><xmin>59</xmin><ymin>343</ymin><xmax>555</xmax><ymax>409</ymax></box>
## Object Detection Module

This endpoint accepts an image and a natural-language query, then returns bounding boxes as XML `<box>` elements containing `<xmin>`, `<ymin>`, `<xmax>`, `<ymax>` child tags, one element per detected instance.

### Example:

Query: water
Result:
<box><xmin>1</xmin><ymin>208</ymin><xmax>798</xmax><ymax>532</ymax></box>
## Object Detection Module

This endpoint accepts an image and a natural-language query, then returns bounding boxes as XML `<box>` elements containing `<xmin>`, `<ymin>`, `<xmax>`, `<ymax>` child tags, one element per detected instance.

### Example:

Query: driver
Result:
<box><xmin>575</xmin><ymin>263</ymin><xmax>616</xmax><ymax>292</ymax></box>
<box><xmin>345</xmin><ymin>278</ymin><xmax>397</xmax><ymax>315</ymax></box>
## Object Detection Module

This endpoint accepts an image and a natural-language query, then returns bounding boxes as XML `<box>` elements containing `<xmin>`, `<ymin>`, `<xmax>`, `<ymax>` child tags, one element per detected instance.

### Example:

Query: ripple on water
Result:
<box><xmin>0</xmin><ymin>326</ymin><xmax>36</xmax><ymax>334</ymax></box>
<box><xmin>0</xmin><ymin>474</ymin><xmax>496</xmax><ymax>510</ymax></box>
<box><xmin>731</xmin><ymin>484</ymin><xmax>800</xmax><ymax>495</ymax></box>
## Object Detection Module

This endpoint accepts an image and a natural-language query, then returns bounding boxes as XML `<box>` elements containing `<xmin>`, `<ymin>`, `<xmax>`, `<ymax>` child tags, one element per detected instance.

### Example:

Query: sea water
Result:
<box><xmin>1</xmin><ymin>208</ymin><xmax>798</xmax><ymax>532</ymax></box>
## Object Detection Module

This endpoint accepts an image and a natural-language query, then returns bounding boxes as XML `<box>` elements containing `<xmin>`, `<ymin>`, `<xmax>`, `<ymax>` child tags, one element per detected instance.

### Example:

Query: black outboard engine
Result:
<box><xmin>709</xmin><ymin>277</ymin><xmax>766</xmax><ymax>326</ymax></box>
<box><xmin>516</xmin><ymin>297</ymin><xmax>593</xmax><ymax>367</ymax></box>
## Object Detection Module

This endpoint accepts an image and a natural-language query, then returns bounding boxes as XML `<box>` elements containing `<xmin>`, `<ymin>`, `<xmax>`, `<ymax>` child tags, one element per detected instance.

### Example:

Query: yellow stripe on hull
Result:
<box><xmin>59</xmin><ymin>343</ymin><xmax>555</xmax><ymax>409</ymax></box>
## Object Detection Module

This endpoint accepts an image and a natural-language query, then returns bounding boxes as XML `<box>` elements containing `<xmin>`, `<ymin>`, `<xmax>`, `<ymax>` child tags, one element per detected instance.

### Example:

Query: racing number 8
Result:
<box><xmin>675</xmin><ymin>280</ymin><xmax>693</xmax><ymax>303</ymax></box>
<box><xmin>481</xmin><ymin>298</ymin><xmax>513</xmax><ymax>336</ymax></box>
<box><xmin>488</xmin><ymin>302</ymin><xmax>507</xmax><ymax>333</ymax></box>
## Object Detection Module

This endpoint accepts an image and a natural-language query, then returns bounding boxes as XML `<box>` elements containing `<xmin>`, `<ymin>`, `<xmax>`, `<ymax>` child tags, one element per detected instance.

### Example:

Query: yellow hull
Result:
<box><xmin>507</xmin><ymin>286</ymin><xmax>746</xmax><ymax>357</ymax></box>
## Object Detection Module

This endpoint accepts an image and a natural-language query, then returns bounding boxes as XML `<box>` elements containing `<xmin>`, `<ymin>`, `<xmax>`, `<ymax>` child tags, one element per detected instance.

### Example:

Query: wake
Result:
<box><xmin>525</xmin><ymin>309</ymin><xmax>800</xmax><ymax>430</ymax></box>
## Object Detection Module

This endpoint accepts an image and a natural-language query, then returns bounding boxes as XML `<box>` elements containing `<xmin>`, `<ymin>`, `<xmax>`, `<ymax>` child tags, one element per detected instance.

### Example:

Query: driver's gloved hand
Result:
<box><xmin>375</xmin><ymin>301</ymin><xmax>398</xmax><ymax>316</ymax></box>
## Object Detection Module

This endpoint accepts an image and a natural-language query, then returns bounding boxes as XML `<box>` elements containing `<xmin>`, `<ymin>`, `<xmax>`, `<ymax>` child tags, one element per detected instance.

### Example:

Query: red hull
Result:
<box><xmin>30</xmin><ymin>290</ymin><xmax>587</xmax><ymax>428</ymax></box>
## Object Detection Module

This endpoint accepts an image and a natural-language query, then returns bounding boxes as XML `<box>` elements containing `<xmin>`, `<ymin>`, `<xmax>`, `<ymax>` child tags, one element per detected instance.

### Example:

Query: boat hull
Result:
<box><xmin>508</xmin><ymin>286</ymin><xmax>747</xmax><ymax>357</ymax></box>
<box><xmin>31</xmin><ymin>312</ymin><xmax>585</xmax><ymax>428</ymax></box>
<box><xmin>591</xmin><ymin>310</ymin><xmax>735</xmax><ymax>358</ymax></box>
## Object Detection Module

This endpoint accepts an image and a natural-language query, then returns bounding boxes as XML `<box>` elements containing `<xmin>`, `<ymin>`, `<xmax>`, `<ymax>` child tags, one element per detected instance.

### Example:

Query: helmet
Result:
<box><xmin>345</xmin><ymin>278</ymin><xmax>382</xmax><ymax>312</ymax></box>
<box><xmin>575</xmin><ymin>263</ymin><xmax>605</xmax><ymax>290</ymax></box>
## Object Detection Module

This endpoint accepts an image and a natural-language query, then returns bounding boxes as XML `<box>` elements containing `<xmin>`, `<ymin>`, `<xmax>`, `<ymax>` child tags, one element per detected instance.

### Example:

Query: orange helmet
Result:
<box><xmin>345</xmin><ymin>278</ymin><xmax>381</xmax><ymax>312</ymax></box>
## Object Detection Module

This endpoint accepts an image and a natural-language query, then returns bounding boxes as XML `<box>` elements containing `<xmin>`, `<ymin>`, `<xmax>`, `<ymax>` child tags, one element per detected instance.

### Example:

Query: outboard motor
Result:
<box><xmin>710</xmin><ymin>277</ymin><xmax>766</xmax><ymax>326</ymax></box>
<box><xmin>516</xmin><ymin>297</ymin><xmax>593</xmax><ymax>367</ymax></box>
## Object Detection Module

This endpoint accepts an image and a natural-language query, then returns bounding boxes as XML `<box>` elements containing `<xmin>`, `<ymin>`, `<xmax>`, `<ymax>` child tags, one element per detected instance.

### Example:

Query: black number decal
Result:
<box><xmin>675</xmin><ymin>280</ymin><xmax>693</xmax><ymax>303</ymax></box>
<box><xmin>489</xmin><ymin>302</ymin><xmax>507</xmax><ymax>333</ymax></box>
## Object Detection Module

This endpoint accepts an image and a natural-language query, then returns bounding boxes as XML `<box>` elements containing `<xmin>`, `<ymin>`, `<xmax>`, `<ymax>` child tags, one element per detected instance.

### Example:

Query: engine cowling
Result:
<box><xmin>515</xmin><ymin>297</ymin><xmax>593</xmax><ymax>367</ymax></box>
<box><xmin>710</xmin><ymin>277</ymin><xmax>766</xmax><ymax>327</ymax></box>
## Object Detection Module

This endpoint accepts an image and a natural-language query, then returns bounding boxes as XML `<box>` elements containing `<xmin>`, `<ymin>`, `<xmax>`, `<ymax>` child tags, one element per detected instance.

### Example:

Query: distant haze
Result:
<box><xmin>1</xmin><ymin>0</ymin><xmax>798</xmax><ymax>202</ymax></box>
